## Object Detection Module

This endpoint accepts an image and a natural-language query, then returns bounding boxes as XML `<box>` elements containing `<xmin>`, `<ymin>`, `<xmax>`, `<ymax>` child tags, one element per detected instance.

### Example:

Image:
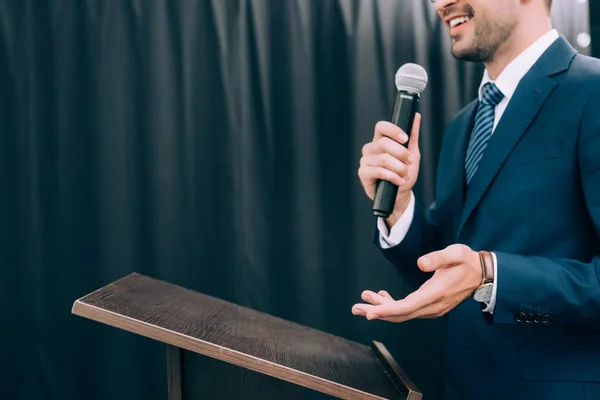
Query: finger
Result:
<box><xmin>407</xmin><ymin>113</ymin><xmax>421</xmax><ymax>157</ymax></box>
<box><xmin>358</xmin><ymin>166</ymin><xmax>405</xmax><ymax>187</ymax></box>
<box><xmin>367</xmin><ymin>283</ymin><xmax>441</xmax><ymax>319</ymax></box>
<box><xmin>362</xmin><ymin>137</ymin><xmax>414</xmax><ymax>165</ymax></box>
<box><xmin>374</xmin><ymin>121</ymin><xmax>409</xmax><ymax>145</ymax></box>
<box><xmin>361</xmin><ymin>290</ymin><xmax>391</xmax><ymax>305</ymax></box>
<box><xmin>360</xmin><ymin>154</ymin><xmax>409</xmax><ymax>179</ymax></box>
<box><xmin>352</xmin><ymin>304</ymin><xmax>366</xmax><ymax>316</ymax></box>
<box><xmin>418</xmin><ymin>244</ymin><xmax>469</xmax><ymax>272</ymax></box>
<box><xmin>378</xmin><ymin>290</ymin><xmax>394</xmax><ymax>300</ymax></box>
<box><xmin>352</xmin><ymin>303</ymin><xmax>378</xmax><ymax>317</ymax></box>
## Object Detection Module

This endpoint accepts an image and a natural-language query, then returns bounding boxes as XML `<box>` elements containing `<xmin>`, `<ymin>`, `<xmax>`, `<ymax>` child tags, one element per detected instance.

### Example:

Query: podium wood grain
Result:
<box><xmin>72</xmin><ymin>273</ymin><xmax>420</xmax><ymax>400</ymax></box>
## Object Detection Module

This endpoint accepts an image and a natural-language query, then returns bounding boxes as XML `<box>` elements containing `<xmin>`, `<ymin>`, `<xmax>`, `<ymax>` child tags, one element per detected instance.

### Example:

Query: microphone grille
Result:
<box><xmin>395</xmin><ymin>63</ymin><xmax>428</xmax><ymax>94</ymax></box>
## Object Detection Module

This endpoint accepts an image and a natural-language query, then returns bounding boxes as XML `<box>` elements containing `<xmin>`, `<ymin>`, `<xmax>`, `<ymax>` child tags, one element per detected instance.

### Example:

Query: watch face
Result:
<box><xmin>474</xmin><ymin>283</ymin><xmax>493</xmax><ymax>303</ymax></box>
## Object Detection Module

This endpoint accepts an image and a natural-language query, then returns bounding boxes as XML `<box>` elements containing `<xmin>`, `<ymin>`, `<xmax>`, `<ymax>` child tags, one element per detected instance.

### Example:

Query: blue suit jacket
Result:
<box><xmin>377</xmin><ymin>37</ymin><xmax>600</xmax><ymax>399</ymax></box>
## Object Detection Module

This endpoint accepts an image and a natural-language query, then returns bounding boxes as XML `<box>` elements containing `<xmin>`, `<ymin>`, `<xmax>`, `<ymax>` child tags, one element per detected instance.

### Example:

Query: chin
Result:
<box><xmin>451</xmin><ymin>42</ymin><xmax>480</xmax><ymax>62</ymax></box>
<box><xmin>450</xmin><ymin>43</ymin><xmax>469</xmax><ymax>59</ymax></box>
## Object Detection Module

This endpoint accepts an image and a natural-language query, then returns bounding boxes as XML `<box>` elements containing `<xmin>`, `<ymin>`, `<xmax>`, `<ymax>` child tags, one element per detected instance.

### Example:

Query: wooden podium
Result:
<box><xmin>71</xmin><ymin>273</ymin><xmax>422</xmax><ymax>400</ymax></box>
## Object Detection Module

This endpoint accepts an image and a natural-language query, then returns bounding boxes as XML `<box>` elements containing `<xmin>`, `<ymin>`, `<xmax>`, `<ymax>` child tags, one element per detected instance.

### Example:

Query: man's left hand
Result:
<box><xmin>352</xmin><ymin>244</ymin><xmax>483</xmax><ymax>323</ymax></box>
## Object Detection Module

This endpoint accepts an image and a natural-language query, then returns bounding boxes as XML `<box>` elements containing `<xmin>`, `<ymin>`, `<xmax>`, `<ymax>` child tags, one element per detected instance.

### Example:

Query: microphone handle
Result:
<box><xmin>372</xmin><ymin>90</ymin><xmax>420</xmax><ymax>218</ymax></box>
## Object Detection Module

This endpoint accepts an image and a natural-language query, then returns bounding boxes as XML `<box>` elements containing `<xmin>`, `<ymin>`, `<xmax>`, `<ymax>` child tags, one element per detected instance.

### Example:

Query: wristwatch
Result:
<box><xmin>473</xmin><ymin>251</ymin><xmax>494</xmax><ymax>303</ymax></box>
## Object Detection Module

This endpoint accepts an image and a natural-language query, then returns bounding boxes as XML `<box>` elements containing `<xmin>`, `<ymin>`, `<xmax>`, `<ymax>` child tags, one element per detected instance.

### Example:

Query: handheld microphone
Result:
<box><xmin>372</xmin><ymin>63</ymin><xmax>428</xmax><ymax>218</ymax></box>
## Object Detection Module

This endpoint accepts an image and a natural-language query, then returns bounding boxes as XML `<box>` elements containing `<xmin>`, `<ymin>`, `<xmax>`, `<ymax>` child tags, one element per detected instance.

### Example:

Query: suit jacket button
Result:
<box><xmin>515</xmin><ymin>312</ymin><xmax>526</xmax><ymax>323</ymax></box>
<box><xmin>541</xmin><ymin>314</ymin><xmax>551</xmax><ymax>324</ymax></box>
<box><xmin>534</xmin><ymin>313</ymin><xmax>543</xmax><ymax>324</ymax></box>
<box><xmin>525</xmin><ymin>313</ymin><xmax>534</xmax><ymax>323</ymax></box>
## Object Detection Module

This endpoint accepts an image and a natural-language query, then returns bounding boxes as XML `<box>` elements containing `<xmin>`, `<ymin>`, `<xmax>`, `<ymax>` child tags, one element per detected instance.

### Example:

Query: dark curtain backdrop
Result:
<box><xmin>0</xmin><ymin>1</ymin><xmax>590</xmax><ymax>399</ymax></box>
<box><xmin>592</xmin><ymin>0</ymin><xmax>600</xmax><ymax>58</ymax></box>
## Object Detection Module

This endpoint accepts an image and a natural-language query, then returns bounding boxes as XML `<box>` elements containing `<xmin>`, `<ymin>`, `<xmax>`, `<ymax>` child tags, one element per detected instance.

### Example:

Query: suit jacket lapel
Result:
<box><xmin>457</xmin><ymin>36</ymin><xmax>576</xmax><ymax>238</ymax></box>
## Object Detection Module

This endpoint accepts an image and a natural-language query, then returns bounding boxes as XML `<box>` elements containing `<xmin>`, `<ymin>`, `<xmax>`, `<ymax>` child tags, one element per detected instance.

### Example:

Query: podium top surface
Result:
<box><xmin>72</xmin><ymin>273</ymin><xmax>420</xmax><ymax>400</ymax></box>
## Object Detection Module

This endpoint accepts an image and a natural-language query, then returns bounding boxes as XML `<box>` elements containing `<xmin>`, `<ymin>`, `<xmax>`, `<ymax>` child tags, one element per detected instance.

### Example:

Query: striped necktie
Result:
<box><xmin>465</xmin><ymin>82</ymin><xmax>504</xmax><ymax>184</ymax></box>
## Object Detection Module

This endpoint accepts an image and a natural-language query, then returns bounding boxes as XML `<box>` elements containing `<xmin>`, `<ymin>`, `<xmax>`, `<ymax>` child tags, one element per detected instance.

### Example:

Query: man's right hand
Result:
<box><xmin>358</xmin><ymin>113</ymin><xmax>421</xmax><ymax>228</ymax></box>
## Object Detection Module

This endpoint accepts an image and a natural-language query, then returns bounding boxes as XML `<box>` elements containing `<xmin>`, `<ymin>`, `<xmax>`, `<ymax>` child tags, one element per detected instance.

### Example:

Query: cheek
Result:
<box><xmin>475</xmin><ymin>16</ymin><xmax>493</xmax><ymax>37</ymax></box>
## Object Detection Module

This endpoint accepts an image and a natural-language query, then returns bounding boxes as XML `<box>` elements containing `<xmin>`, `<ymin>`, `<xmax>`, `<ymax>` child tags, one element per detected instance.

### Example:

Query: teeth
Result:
<box><xmin>450</xmin><ymin>16</ymin><xmax>471</xmax><ymax>28</ymax></box>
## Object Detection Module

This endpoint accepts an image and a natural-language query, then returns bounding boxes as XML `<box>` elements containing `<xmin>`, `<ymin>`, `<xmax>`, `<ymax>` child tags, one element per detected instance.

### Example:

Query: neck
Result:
<box><xmin>484</xmin><ymin>19</ymin><xmax>553</xmax><ymax>80</ymax></box>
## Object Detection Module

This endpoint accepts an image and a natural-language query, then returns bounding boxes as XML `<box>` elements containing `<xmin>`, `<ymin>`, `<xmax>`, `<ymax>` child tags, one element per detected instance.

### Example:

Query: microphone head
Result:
<box><xmin>395</xmin><ymin>63</ymin><xmax>428</xmax><ymax>94</ymax></box>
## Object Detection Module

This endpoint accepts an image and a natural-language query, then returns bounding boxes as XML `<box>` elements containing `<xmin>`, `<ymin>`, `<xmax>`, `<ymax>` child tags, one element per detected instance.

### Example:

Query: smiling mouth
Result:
<box><xmin>448</xmin><ymin>15</ymin><xmax>472</xmax><ymax>29</ymax></box>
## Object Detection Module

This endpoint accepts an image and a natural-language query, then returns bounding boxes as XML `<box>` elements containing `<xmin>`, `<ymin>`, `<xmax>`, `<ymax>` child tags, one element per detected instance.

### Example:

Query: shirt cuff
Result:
<box><xmin>482</xmin><ymin>252</ymin><xmax>498</xmax><ymax>313</ymax></box>
<box><xmin>377</xmin><ymin>191</ymin><xmax>415</xmax><ymax>249</ymax></box>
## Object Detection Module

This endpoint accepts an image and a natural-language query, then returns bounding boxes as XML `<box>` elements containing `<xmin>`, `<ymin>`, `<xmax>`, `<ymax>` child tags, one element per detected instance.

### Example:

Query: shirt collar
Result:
<box><xmin>478</xmin><ymin>29</ymin><xmax>560</xmax><ymax>102</ymax></box>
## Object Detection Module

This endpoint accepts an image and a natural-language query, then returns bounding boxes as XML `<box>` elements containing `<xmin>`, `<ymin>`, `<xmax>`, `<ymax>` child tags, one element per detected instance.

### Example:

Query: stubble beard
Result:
<box><xmin>450</xmin><ymin>16</ymin><xmax>516</xmax><ymax>63</ymax></box>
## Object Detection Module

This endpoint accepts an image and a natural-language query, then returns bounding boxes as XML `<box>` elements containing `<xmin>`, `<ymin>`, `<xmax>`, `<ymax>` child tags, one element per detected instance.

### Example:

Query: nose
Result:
<box><xmin>434</xmin><ymin>0</ymin><xmax>459</xmax><ymax>12</ymax></box>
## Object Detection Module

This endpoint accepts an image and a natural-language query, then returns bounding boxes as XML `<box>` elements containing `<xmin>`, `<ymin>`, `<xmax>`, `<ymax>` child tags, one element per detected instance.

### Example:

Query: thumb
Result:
<box><xmin>417</xmin><ymin>252</ymin><xmax>440</xmax><ymax>272</ymax></box>
<box><xmin>418</xmin><ymin>244</ymin><xmax>467</xmax><ymax>272</ymax></box>
<box><xmin>407</xmin><ymin>113</ymin><xmax>421</xmax><ymax>157</ymax></box>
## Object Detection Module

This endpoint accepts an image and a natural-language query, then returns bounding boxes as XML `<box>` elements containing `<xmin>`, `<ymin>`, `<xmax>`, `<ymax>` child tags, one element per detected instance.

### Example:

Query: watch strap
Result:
<box><xmin>479</xmin><ymin>250</ymin><xmax>494</xmax><ymax>283</ymax></box>
<box><xmin>473</xmin><ymin>250</ymin><xmax>495</xmax><ymax>303</ymax></box>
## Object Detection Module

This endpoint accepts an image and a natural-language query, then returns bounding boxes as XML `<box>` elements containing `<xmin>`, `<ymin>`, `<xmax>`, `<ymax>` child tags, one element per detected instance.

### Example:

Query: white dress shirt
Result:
<box><xmin>377</xmin><ymin>29</ymin><xmax>560</xmax><ymax>313</ymax></box>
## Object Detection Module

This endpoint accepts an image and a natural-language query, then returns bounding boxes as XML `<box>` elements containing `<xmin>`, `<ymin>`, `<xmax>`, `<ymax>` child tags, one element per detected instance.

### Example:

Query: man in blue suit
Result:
<box><xmin>352</xmin><ymin>0</ymin><xmax>600</xmax><ymax>398</ymax></box>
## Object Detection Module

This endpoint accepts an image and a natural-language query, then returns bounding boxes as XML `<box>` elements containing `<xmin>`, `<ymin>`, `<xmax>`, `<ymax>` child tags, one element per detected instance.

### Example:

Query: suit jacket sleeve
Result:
<box><xmin>373</xmin><ymin>200</ymin><xmax>439</xmax><ymax>290</ymax></box>
<box><xmin>490</xmin><ymin>85</ymin><xmax>600</xmax><ymax>330</ymax></box>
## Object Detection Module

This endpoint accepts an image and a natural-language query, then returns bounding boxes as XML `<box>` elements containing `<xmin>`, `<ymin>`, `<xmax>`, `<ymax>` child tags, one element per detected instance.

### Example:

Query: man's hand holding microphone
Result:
<box><xmin>353</xmin><ymin>63</ymin><xmax>492</xmax><ymax>323</ymax></box>
<box><xmin>358</xmin><ymin>115</ymin><xmax>422</xmax><ymax>229</ymax></box>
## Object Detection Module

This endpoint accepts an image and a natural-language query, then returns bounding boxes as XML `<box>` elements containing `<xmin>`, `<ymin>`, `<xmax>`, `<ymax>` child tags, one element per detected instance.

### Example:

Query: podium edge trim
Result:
<box><xmin>371</xmin><ymin>341</ymin><xmax>422</xmax><ymax>400</ymax></box>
